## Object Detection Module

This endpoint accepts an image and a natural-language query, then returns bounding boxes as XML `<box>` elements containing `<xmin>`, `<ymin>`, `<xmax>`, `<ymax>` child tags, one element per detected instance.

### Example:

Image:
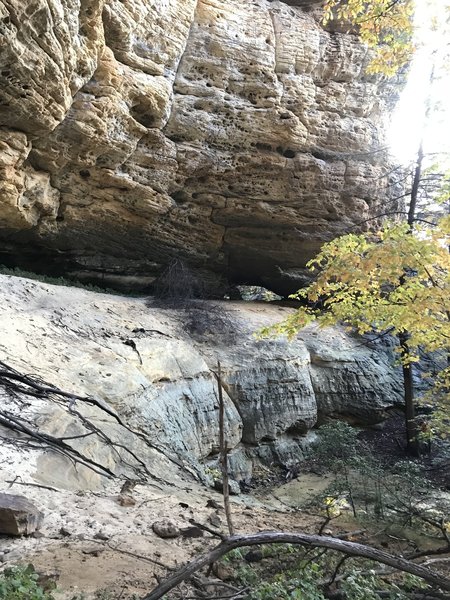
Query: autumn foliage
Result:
<box><xmin>262</xmin><ymin>217</ymin><xmax>450</xmax><ymax>436</ymax></box>
<box><xmin>323</xmin><ymin>0</ymin><xmax>415</xmax><ymax>75</ymax></box>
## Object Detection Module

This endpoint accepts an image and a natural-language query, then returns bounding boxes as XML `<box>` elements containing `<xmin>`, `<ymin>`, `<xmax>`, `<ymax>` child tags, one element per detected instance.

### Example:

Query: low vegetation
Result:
<box><xmin>219</xmin><ymin>545</ymin><xmax>432</xmax><ymax>600</ymax></box>
<box><xmin>0</xmin><ymin>566</ymin><xmax>55</xmax><ymax>600</ymax></box>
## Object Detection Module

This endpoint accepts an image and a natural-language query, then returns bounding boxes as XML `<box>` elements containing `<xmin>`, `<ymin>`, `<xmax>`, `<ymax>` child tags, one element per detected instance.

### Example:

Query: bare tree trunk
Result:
<box><xmin>399</xmin><ymin>333</ymin><xmax>419</xmax><ymax>456</ymax></box>
<box><xmin>398</xmin><ymin>139</ymin><xmax>424</xmax><ymax>456</ymax></box>
<box><xmin>407</xmin><ymin>140</ymin><xmax>423</xmax><ymax>227</ymax></box>
<box><xmin>141</xmin><ymin>531</ymin><xmax>450</xmax><ymax>600</ymax></box>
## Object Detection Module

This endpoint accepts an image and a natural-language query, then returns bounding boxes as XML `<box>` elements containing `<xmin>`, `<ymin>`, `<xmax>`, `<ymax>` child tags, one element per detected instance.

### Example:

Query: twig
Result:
<box><xmin>0</xmin><ymin>361</ymin><xmax>182</xmax><ymax>484</ymax></box>
<box><xmin>98</xmin><ymin>540</ymin><xmax>175</xmax><ymax>571</ymax></box>
<box><xmin>183</xmin><ymin>592</ymin><xmax>248</xmax><ymax>600</ymax></box>
<box><xmin>5</xmin><ymin>479</ymin><xmax>60</xmax><ymax>492</ymax></box>
<box><xmin>189</xmin><ymin>519</ymin><xmax>226</xmax><ymax>540</ymax></box>
<box><xmin>318</xmin><ymin>515</ymin><xmax>332</xmax><ymax>535</ymax></box>
<box><xmin>336</xmin><ymin>529</ymin><xmax>367</xmax><ymax>540</ymax></box>
<box><xmin>190</xmin><ymin>576</ymin><xmax>243</xmax><ymax>593</ymax></box>
<box><xmin>328</xmin><ymin>555</ymin><xmax>349</xmax><ymax>587</ymax></box>
<box><xmin>0</xmin><ymin>411</ymin><xmax>116</xmax><ymax>478</ymax></box>
<box><xmin>0</xmin><ymin>364</ymin><xmax>121</xmax><ymax>422</ymax></box>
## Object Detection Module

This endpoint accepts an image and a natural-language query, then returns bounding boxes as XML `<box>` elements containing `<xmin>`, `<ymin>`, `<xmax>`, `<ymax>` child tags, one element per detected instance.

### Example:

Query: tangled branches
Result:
<box><xmin>0</xmin><ymin>360</ymin><xmax>171</xmax><ymax>483</ymax></box>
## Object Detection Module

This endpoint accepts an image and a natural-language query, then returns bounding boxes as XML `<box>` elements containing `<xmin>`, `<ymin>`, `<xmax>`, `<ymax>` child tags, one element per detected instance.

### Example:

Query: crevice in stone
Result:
<box><xmin>163</xmin><ymin>0</ymin><xmax>200</xmax><ymax>131</ymax></box>
<box><xmin>268</xmin><ymin>9</ymin><xmax>281</xmax><ymax>82</ymax></box>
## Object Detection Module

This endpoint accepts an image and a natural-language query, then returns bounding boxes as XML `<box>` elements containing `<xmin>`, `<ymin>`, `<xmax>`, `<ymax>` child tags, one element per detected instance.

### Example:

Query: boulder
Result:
<box><xmin>0</xmin><ymin>275</ymin><xmax>403</xmax><ymax>489</ymax></box>
<box><xmin>0</xmin><ymin>493</ymin><xmax>43</xmax><ymax>536</ymax></box>
<box><xmin>152</xmin><ymin>519</ymin><xmax>180</xmax><ymax>539</ymax></box>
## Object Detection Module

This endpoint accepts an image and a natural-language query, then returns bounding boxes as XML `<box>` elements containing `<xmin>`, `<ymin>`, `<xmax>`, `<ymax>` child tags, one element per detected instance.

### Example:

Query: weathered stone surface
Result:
<box><xmin>217</xmin><ymin>343</ymin><xmax>317</xmax><ymax>444</ymax></box>
<box><xmin>307</xmin><ymin>333</ymin><xmax>400</xmax><ymax>424</ymax></box>
<box><xmin>213</xmin><ymin>478</ymin><xmax>241</xmax><ymax>495</ymax></box>
<box><xmin>152</xmin><ymin>519</ymin><xmax>181</xmax><ymax>539</ymax></box>
<box><xmin>0</xmin><ymin>276</ymin><xmax>403</xmax><ymax>488</ymax></box>
<box><xmin>0</xmin><ymin>0</ymin><xmax>401</xmax><ymax>294</ymax></box>
<box><xmin>0</xmin><ymin>493</ymin><xmax>44</xmax><ymax>536</ymax></box>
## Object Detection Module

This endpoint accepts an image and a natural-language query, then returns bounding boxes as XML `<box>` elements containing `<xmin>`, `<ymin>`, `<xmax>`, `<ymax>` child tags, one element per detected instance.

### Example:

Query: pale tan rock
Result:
<box><xmin>152</xmin><ymin>519</ymin><xmax>180</xmax><ymax>539</ymax></box>
<box><xmin>0</xmin><ymin>493</ymin><xmax>44</xmax><ymax>536</ymax></box>
<box><xmin>118</xmin><ymin>494</ymin><xmax>136</xmax><ymax>507</ymax></box>
<box><xmin>0</xmin><ymin>0</ymin><xmax>401</xmax><ymax>294</ymax></box>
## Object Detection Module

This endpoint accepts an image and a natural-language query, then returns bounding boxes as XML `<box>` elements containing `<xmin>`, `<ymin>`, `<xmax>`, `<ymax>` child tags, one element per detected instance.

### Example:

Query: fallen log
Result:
<box><xmin>141</xmin><ymin>531</ymin><xmax>450</xmax><ymax>600</ymax></box>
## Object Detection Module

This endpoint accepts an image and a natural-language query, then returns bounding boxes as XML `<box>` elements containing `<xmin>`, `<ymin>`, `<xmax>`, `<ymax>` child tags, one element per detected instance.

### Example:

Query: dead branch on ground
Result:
<box><xmin>141</xmin><ymin>532</ymin><xmax>450</xmax><ymax>600</ymax></box>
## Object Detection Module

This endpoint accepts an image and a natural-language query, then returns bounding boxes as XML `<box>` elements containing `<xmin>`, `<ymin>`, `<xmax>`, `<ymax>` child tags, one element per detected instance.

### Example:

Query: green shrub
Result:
<box><xmin>0</xmin><ymin>565</ymin><xmax>55</xmax><ymax>600</ymax></box>
<box><xmin>308</xmin><ymin>422</ymin><xmax>445</xmax><ymax>532</ymax></box>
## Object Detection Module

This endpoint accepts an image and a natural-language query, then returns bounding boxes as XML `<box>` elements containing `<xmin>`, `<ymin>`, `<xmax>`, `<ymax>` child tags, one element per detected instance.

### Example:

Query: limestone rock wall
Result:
<box><xmin>0</xmin><ymin>0</ymin><xmax>401</xmax><ymax>294</ymax></box>
<box><xmin>0</xmin><ymin>275</ymin><xmax>403</xmax><ymax>488</ymax></box>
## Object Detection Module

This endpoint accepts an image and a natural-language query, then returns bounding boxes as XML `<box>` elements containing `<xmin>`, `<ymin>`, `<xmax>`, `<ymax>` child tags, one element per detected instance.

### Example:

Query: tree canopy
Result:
<box><xmin>323</xmin><ymin>0</ymin><xmax>415</xmax><ymax>75</ymax></box>
<box><xmin>265</xmin><ymin>218</ymin><xmax>450</xmax><ymax>353</ymax></box>
<box><xmin>261</xmin><ymin>215</ymin><xmax>450</xmax><ymax>439</ymax></box>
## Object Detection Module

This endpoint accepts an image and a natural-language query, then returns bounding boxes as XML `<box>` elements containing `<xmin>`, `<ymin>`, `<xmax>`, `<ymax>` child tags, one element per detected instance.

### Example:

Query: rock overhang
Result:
<box><xmin>0</xmin><ymin>0</ymin><xmax>403</xmax><ymax>295</ymax></box>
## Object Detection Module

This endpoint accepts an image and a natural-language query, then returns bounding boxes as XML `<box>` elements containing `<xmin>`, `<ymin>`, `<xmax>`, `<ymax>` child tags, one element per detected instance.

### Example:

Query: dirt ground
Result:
<box><xmin>0</xmin><ymin>473</ymin><xmax>324</xmax><ymax>599</ymax></box>
<box><xmin>1</xmin><ymin>413</ymin><xmax>449</xmax><ymax>599</ymax></box>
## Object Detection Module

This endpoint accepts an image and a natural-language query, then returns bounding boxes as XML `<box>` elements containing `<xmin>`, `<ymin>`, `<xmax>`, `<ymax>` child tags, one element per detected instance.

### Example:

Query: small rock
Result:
<box><xmin>32</xmin><ymin>531</ymin><xmax>45</xmax><ymax>539</ymax></box>
<box><xmin>152</xmin><ymin>519</ymin><xmax>180</xmax><ymax>539</ymax></box>
<box><xmin>212</xmin><ymin>562</ymin><xmax>234</xmax><ymax>581</ymax></box>
<box><xmin>118</xmin><ymin>494</ymin><xmax>136</xmax><ymax>507</ymax></box>
<box><xmin>94</xmin><ymin>531</ymin><xmax>110</xmax><ymax>541</ymax></box>
<box><xmin>0</xmin><ymin>493</ymin><xmax>43</xmax><ymax>536</ymax></box>
<box><xmin>59</xmin><ymin>527</ymin><xmax>71</xmax><ymax>537</ymax></box>
<box><xmin>208</xmin><ymin>514</ymin><xmax>222</xmax><ymax>528</ymax></box>
<box><xmin>229</xmin><ymin>479</ymin><xmax>242</xmax><ymax>495</ymax></box>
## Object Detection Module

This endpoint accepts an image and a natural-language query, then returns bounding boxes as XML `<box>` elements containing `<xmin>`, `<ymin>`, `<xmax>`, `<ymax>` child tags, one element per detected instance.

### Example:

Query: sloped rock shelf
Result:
<box><xmin>0</xmin><ymin>275</ymin><xmax>402</xmax><ymax>489</ymax></box>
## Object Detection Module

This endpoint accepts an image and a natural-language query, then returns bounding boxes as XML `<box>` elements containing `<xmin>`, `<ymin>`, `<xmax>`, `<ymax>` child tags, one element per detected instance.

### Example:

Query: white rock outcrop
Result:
<box><xmin>0</xmin><ymin>275</ymin><xmax>402</xmax><ymax>489</ymax></box>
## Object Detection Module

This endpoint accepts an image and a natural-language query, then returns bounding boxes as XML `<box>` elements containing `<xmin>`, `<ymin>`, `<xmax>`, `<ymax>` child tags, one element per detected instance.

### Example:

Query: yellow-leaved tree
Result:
<box><xmin>262</xmin><ymin>215</ymin><xmax>450</xmax><ymax>454</ymax></box>
<box><xmin>323</xmin><ymin>0</ymin><xmax>415</xmax><ymax>75</ymax></box>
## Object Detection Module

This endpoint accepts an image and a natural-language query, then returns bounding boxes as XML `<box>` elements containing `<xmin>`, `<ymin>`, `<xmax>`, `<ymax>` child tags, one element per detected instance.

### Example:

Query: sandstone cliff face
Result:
<box><xmin>0</xmin><ymin>275</ymin><xmax>402</xmax><ymax>489</ymax></box>
<box><xmin>0</xmin><ymin>0</ymin><xmax>400</xmax><ymax>294</ymax></box>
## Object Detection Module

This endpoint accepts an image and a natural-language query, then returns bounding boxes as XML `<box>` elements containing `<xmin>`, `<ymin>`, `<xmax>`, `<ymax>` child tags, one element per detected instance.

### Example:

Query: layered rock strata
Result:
<box><xmin>0</xmin><ymin>275</ymin><xmax>402</xmax><ymax>489</ymax></box>
<box><xmin>0</xmin><ymin>0</ymin><xmax>401</xmax><ymax>294</ymax></box>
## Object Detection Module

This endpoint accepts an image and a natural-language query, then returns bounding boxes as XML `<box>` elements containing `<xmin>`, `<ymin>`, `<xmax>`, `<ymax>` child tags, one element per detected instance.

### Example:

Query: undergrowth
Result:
<box><xmin>220</xmin><ymin>546</ymin><xmax>430</xmax><ymax>600</ymax></box>
<box><xmin>0</xmin><ymin>567</ymin><xmax>140</xmax><ymax>600</ymax></box>
<box><xmin>216</xmin><ymin>423</ymin><xmax>448</xmax><ymax>600</ymax></box>
<box><xmin>0</xmin><ymin>565</ymin><xmax>55</xmax><ymax>600</ymax></box>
